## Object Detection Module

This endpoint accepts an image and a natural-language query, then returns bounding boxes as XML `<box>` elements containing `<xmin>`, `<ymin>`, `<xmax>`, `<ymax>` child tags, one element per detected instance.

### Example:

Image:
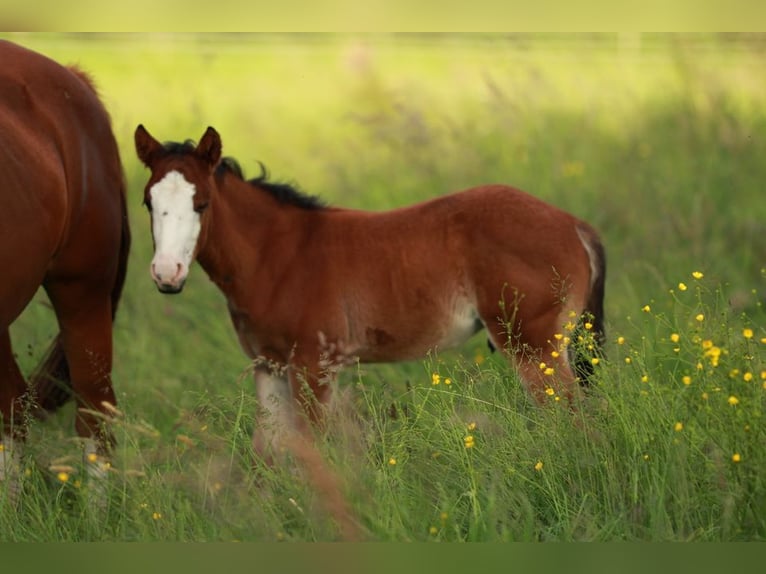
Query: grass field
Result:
<box><xmin>1</xmin><ymin>33</ymin><xmax>765</xmax><ymax>541</ymax></box>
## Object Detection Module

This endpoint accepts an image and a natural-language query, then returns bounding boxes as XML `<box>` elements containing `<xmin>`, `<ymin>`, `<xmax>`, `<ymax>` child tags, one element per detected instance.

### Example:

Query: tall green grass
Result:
<box><xmin>2</xmin><ymin>33</ymin><xmax>765</xmax><ymax>540</ymax></box>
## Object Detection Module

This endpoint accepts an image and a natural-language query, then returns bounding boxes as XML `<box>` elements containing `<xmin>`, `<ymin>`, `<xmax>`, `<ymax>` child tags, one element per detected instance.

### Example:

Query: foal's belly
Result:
<box><xmin>355</xmin><ymin>300</ymin><xmax>484</xmax><ymax>363</ymax></box>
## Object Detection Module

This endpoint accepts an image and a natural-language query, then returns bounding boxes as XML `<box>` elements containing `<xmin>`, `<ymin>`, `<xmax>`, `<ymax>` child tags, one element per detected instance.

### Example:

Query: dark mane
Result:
<box><xmin>162</xmin><ymin>140</ymin><xmax>198</xmax><ymax>155</ymax></box>
<box><xmin>217</xmin><ymin>156</ymin><xmax>326</xmax><ymax>211</ymax></box>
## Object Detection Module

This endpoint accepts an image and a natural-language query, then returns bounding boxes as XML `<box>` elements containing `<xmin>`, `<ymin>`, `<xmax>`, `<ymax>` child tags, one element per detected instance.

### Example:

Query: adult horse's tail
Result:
<box><xmin>573</xmin><ymin>223</ymin><xmax>606</xmax><ymax>384</ymax></box>
<box><xmin>31</xmin><ymin>176</ymin><xmax>131</xmax><ymax>414</ymax></box>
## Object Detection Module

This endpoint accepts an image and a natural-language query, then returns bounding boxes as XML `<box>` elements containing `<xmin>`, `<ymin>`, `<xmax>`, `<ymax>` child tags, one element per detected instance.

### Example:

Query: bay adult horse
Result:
<box><xmin>0</xmin><ymin>41</ymin><xmax>130</xmax><ymax>493</ymax></box>
<box><xmin>134</xmin><ymin>125</ymin><xmax>605</xmax><ymax>460</ymax></box>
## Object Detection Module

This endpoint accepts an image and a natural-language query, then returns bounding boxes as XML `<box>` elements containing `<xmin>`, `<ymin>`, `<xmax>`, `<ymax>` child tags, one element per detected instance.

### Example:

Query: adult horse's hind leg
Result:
<box><xmin>0</xmin><ymin>330</ymin><xmax>28</xmax><ymax>500</ymax></box>
<box><xmin>0</xmin><ymin>330</ymin><xmax>30</xmax><ymax>436</ymax></box>
<box><xmin>43</xmin><ymin>279</ymin><xmax>117</xmax><ymax>456</ymax></box>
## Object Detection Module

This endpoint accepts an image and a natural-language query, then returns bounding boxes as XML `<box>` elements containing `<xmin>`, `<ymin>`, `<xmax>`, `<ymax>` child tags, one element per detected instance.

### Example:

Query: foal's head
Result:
<box><xmin>134</xmin><ymin>125</ymin><xmax>221</xmax><ymax>293</ymax></box>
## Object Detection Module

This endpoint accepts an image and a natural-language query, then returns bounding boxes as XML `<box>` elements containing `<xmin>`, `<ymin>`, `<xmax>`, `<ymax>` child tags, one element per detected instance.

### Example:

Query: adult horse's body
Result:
<box><xmin>135</xmin><ymin>125</ymin><xmax>605</xmax><ymax>458</ymax></box>
<box><xmin>0</xmin><ymin>41</ymin><xmax>130</xmax><ymax>488</ymax></box>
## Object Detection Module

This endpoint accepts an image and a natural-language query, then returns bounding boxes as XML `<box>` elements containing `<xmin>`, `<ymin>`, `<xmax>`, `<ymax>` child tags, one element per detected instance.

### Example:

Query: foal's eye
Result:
<box><xmin>194</xmin><ymin>202</ymin><xmax>209</xmax><ymax>214</ymax></box>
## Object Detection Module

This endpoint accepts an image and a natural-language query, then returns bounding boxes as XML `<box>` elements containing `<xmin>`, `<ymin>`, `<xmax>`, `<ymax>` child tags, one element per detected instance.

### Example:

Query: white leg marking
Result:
<box><xmin>0</xmin><ymin>436</ymin><xmax>22</xmax><ymax>503</ymax></box>
<box><xmin>253</xmin><ymin>369</ymin><xmax>295</xmax><ymax>459</ymax></box>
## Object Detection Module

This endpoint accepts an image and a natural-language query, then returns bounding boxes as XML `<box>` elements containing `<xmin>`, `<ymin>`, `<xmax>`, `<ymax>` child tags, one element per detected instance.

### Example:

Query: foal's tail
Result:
<box><xmin>31</xmin><ymin>175</ymin><xmax>131</xmax><ymax>414</ymax></box>
<box><xmin>573</xmin><ymin>223</ymin><xmax>607</xmax><ymax>384</ymax></box>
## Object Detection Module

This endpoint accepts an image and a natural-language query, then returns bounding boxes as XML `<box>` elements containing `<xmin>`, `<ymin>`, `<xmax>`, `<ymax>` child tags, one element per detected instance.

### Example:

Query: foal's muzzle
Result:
<box><xmin>150</xmin><ymin>258</ymin><xmax>188</xmax><ymax>294</ymax></box>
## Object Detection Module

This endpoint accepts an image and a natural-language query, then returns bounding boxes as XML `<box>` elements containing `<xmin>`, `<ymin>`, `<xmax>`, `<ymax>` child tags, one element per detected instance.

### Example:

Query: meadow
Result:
<box><xmin>1</xmin><ymin>33</ymin><xmax>765</xmax><ymax>541</ymax></box>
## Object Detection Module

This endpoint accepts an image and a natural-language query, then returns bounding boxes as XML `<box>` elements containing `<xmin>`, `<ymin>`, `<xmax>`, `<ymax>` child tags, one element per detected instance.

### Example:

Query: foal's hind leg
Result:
<box><xmin>487</xmin><ymin>308</ymin><xmax>581</xmax><ymax>406</ymax></box>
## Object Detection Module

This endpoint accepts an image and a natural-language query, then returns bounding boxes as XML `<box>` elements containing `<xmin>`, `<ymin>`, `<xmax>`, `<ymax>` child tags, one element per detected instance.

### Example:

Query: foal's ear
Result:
<box><xmin>134</xmin><ymin>124</ymin><xmax>162</xmax><ymax>166</ymax></box>
<box><xmin>196</xmin><ymin>126</ymin><xmax>222</xmax><ymax>169</ymax></box>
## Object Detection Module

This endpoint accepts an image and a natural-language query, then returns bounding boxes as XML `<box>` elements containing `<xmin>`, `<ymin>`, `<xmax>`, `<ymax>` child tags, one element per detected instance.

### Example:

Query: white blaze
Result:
<box><xmin>149</xmin><ymin>170</ymin><xmax>200</xmax><ymax>288</ymax></box>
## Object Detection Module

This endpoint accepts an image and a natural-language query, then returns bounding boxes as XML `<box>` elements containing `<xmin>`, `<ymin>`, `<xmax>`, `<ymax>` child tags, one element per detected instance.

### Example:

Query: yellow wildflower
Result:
<box><xmin>732</xmin><ymin>453</ymin><xmax>741</xmax><ymax>463</ymax></box>
<box><xmin>678</xmin><ymin>282</ymin><xmax>688</xmax><ymax>291</ymax></box>
<box><xmin>591</xmin><ymin>357</ymin><xmax>600</xmax><ymax>366</ymax></box>
<box><xmin>642</xmin><ymin>305</ymin><xmax>651</xmax><ymax>313</ymax></box>
<box><xmin>674</xmin><ymin>422</ymin><xmax>683</xmax><ymax>432</ymax></box>
<box><xmin>429</xmin><ymin>526</ymin><xmax>438</xmax><ymax>535</ymax></box>
<box><xmin>743</xmin><ymin>328</ymin><xmax>754</xmax><ymax>339</ymax></box>
<box><xmin>670</xmin><ymin>333</ymin><xmax>680</xmax><ymax>343</ymax></box>
<box><xmin>728</xmin><ymin>395</ymin><xmax>739</xmax><ymax>406</ymax></box>
<box><xmin>388</xmin><ymin>457</ymin><xmax>397</xmax><ymax>466</ymax></box>
<box><xmin>444</xmin><ymin>377</ymin><xmax>452</xmax><ymax>386</ymax></box>
<box><xmin>553</xmin><ymin>333</ymin><xmax>563</xmax><ymax>340</ymax></box>
<box><xmin>617</xmin><ymin>336</ymin><xmax>625</xmax><ymax>345</ymax></box>
<box><xmin>584</xmin><ymin>322</ymin><xmax>593</xmax><ymax>330</ymax></box>
<box><xmin>551</xmin><ymin>350</ymin><xmax>560</xmax><ymax>359</ymax></box>
<box><xmin>641</xmin><ymin>375</ymin><xmax>649</xmax><ymax>383</ymax></box>
<box><xmin>695</xmin><ymin>314</ymin><xmax>705</xmax><ymax>322</ymax></box>
<box><xmin>152</xmin><ymin>512</ymin><xmax>162</xmax><ymax>520</ymax></box>
<box><xmin>431</xmin><ymin>373</ymin><xmax>440</xmax><ymax>385</ymax></box>
<box><xmin>534</xmin><ymin>461</ymin><xmax>543</xmax><ymax>472</ymax></box>
<box><xmin>692</xmin><ymin>271</ymin><xmax>704</xmax><ymax>279</ymax></box>
<box><xmin>545</xmin><ymin>387</ymin><xmax>555</xmax><ymax>396</ymax></box>
<box><xmin>682</xmin><ymin>376</ymin><xmax>692</xmax><ymax>386</ymax></box>
<box><xmin>464</xmin><ymin>435</ymin><xmax>475</xmax><ymax>449</ymax></box>
<box><xmin>568</xmin><ymin>310</ymin><xmax>577</xmax><ymax>318</ymax></box>
<box><xmin>544</xmin><ymin>367</ymin><xmax>555</xmax><ymax>376</ymax></box>
<box><xmin>743</xmin><ymin>372</ymin><xmax>753</xmax><ymax>382</ymax></box>
<box><xmin>57</xmin><ymin>472</ymin><xmax>69</xmax><ymax>483</ymax></box>
<box><xmin>625</xmin><ymin>357</ymin><xmax>632</xmax><ymax>364</ymax></box>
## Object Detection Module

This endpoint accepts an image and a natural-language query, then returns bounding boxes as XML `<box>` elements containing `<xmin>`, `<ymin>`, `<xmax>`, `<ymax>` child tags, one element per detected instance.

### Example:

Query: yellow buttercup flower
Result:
<box><xmin>728</xmin><ymin>395</ymin><xmax>739</xmax><ymax>406</ymax></box>
<box><xmin>545</xmin><ymin>387</ymin><xmax>555</xmax><ymax>396</ymax></box>
<box><xmin>642</xmin><ymin>305</ymin><xmax>651</xmax><ymax>313</ymax></box>
<box><xmin>534</xmin><ymin>461</ymin><xmax>543</xmax><ymax>472</ymax></box>
<box><xmin>695</xmin><ymin>314</ymin><xmax>705</xmax><ymax>322</ymax></box>
<box><xmin>692</xmin><ymin>271</ymin><xmax>704</xmax><ymax>279</ymax></box>
<box><xmin>732</xmin><ymin>453</ymin><xmax>741</xmax><ymax>463</ymax></box>
<box><xmin>543</xmin><ymin>367</ymin><xmax>555</xmax><ymax>376</ymax></box>
<box><xmin>431</xmin><ymin>373</ymin><xmax>440</xmax><ymax>385</ymax></box>
<box><xmin>670</xmin><ymin>333</ymin><xmax>680</xmax><ymax>343</ymax></box>
<box><xmin>743</xmin><ymin>372</ymin><xmax>753</xmax><ymax>382</ymax></box>
<box><xmin>674</xmin><ymin>422</ymin><xmax>683</xmax><ymax>432</ymax></box>
<box><xmin>388</xmin><ymin>457</ymin><xmax>397</xmax><ymax>466</ymax></box>
<box><xmin>743</xmin><ymin>328</ymin><xmax>754</xmax><ymax>339</ymax></box>
<box><xmin>678</xmin><ymin>282</ymin><xmax>687</xmax><ymax>291</ymax></box>
<box><xmin>682</xmin><ymin>376</ymin><xmax>692</xmax><ymax>386</ymax></box>
<box><xmin>464</xmin><ymin>435</ymin><xmax>475</xmax><ymax>449</ymax></box>
<box><xmin>57</xmin><ymin>472</ymin><xmax>69</xmax><ymax>483</ymax></box>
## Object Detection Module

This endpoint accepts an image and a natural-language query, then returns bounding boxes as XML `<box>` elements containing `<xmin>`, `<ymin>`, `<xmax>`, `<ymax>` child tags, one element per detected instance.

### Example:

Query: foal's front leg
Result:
<box><xmin>252</xmin><ymin>364</ymin><xmax>296</xmax><ymax>465</ymax></box>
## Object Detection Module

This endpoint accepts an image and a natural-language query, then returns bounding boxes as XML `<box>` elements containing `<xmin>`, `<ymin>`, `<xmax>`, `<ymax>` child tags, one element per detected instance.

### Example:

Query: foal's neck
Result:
<box><xmin>196</xmin><ymin>173</ymin><xmax>312</xmax><ymax>292</ymax></box>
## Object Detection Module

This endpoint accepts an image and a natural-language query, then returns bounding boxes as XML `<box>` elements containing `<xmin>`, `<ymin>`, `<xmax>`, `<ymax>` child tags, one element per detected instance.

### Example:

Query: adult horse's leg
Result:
<box><xmin>0</xmin><ymin>330</ymin><xmax>27</xmax><ymax>501</ymax></box>
<box><xmin>43</xmin><ymin>279</ymin><xmax>116</xmax><ymax>488</ymax></box>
